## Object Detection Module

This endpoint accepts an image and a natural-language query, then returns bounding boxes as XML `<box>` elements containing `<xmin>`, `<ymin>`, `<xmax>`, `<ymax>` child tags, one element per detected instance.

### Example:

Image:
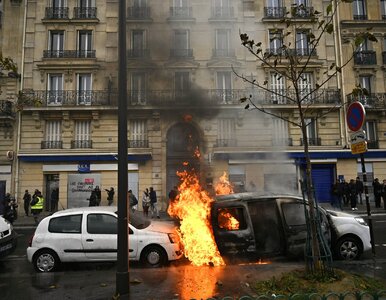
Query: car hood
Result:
<box><xmin>144</xmin><ymin>221</ymin><xmax>177</xmax><ymax>234</ymax></box>
<box><xmin>326</xmin><ymin>209</ymin><xmax>357</xmax><ymax>218</ymax></box>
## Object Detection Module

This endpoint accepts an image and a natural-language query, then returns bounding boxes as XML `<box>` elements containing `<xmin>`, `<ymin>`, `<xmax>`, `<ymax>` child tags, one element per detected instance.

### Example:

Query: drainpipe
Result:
<box><xmin>14</xmin><ymin>0</ymin><xmax>27</xmax><ymax>201</ymax></box>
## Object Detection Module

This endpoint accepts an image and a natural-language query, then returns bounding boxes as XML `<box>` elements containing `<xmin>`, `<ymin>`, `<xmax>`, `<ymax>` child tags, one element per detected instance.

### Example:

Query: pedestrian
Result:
<box><xmin>105</xmin><ymin>187</ymin><xmax>115</xmax><ymax>206</ymax></box>
<box><xmin>128</xmin><ymin>190</ymin><xmax>138</xmax><ymax>213</ymax></box>
<box><xmin>356</xmin><ymin>177</ymin><xmax>364</xmax><ymax>205</ymax></box>
<box><xmin>30</xmin><ymin>190</ymin><xmax>44</xmax><ymax>225</ymax></box>
<box><xmin>3</xmin><ymin>194</ymin><xmax>18</xmax><ymax>224</ymax></box>
<box><xmin>373</xmin><ymin>178</ymin><xmax>382</xmax><ymax>208</ymax></box>
<box><xmin>142</xmin><ymin>188</ymin><xmax>151</xmax><ymax>217</ymax></box>
<box><xmin>331</xmin><ymin>180</ymin><xmax>342</xmax><ymax>210</ymax></box>
<box><xmin>23</xmin><ymin>189</ymin><xmax>31</xmax><ymax>216</ymax></box>
<box><xmin>149</xmin><ymin>187</ymin><xmax>159</xmax><ymax>219</ymax></box>
<box><xmin>50</xmin><ymin>187</ymin><xmax>59</xmax><ymax>212</ymax></box>
<box><xmin>342</xmin><ymin>179</ymin><xmax>350</xmax><ymax>206</ymax></box>
<box><xmin>94</xmin><ymin>186</ymin><xmax>101</xmax><ymax>206</ymax></box>
<box><xmin>167</xmin><ymin>186</ymin><xmax>178</xmax><ymax>213</ymax></box>
<box><xmin>348</xmin><ymin>179</ymin><xmax>358</xmax><ymax>210</ymax></box>
<box><xmin>382</xmin><ymin>179</ymin><xmax>386</xmax><ymax>210</ymax></box>
<box><xmin>88</xmin><ymin>190</ymin><xmax>97</xmax><ymax>207</ymax></box>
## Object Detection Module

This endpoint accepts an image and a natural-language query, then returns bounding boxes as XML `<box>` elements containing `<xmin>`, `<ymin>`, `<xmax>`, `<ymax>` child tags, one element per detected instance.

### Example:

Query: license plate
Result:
<box><xmin>0</xmin><ymin>243</ymin><xmax>12</xmax><ymax>252</ymax></box>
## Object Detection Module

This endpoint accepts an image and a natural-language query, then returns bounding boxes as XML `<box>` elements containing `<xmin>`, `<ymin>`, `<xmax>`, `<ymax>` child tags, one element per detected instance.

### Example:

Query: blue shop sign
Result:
<box><xmin>78</xmin><ymin>162</ymin><xmax>91</xmax><ymax>173</ymax></box>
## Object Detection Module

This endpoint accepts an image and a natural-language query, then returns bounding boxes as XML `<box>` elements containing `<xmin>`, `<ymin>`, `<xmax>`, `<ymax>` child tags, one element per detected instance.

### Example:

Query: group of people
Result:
<box><xmin>22</xmin><ymin>189</ymin><xmax>45</xmax><ymax>224</ymax></box>
<box><xmin>88</xmin><ymin>186</ymin><xmax>116</xmax><ymax>207</ymax></box>
<box><xmin>1</xmin><ymin>193</ymin><xmax>18</xmax><ymax>224</ymax></box>
<box><xmin>139</xmin><ymin>187</ymin><xmax>160</xmax><ymax>218</ymax></box>
<box><xmin>331</xmin><ymin>177</ymin><xmax>386</xmax><ymax>211</ymax></box>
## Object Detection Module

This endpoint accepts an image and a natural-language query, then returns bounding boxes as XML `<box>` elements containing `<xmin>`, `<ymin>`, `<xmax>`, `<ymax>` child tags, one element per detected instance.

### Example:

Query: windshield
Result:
<box><xmin>114</xmin><ymin>211</ymin><xmax>151</xmax><ymax>229</ymax></box>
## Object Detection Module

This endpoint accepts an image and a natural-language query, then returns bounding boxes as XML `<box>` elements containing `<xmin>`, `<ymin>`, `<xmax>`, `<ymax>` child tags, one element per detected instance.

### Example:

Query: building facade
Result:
<box><xmin>0</xmin><ymin>0</ymin><xmax>385</xmax><ymax>210</ymax></box>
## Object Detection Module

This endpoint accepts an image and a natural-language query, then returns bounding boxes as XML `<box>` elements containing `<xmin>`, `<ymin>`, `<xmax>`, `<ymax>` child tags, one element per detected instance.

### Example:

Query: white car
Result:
<box><xmin>27</xmin><ymin>206</ymin><xmax>183</xmax><ymax>272</ymax></box>
<box><xmin>0</xmin><ymin>215</ymin><xmax>17</xmax><ymax>259</ymax></box>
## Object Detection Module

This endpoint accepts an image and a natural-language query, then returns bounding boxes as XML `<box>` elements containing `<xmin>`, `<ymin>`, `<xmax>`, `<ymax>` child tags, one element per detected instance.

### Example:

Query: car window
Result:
<box><xmin>216</xmin><ymin>207</ymin><xmax>247</xmax><ymax>231</ymax></box>
<box><xmin>129</xmin><ymin>211</ymin><xmax>151</xmax><ymax>229</ymax></box>
<box><xmin>282</xmin><ymin>203</ymin><xmax>306</xmax><ymax>226</ymax></box>
<box><xmin>49</xmin><ymin>214</ymin><xmax>82</xmax><ymax>233</ymax></box>
<box><xmin>87</xmin><ymin>213</ymin><xmax>117</xmax><ymax>234</ymax></box>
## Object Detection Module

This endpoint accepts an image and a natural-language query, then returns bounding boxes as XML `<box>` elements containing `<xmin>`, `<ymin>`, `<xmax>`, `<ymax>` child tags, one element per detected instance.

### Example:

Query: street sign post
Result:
<box><xmin>346</xmin><ymin>101</ymin><xmax>366</xmax><ymax>132</ymax></box>
<box><xmin>350</xmin><ymin>130</ymin><xmax>366</xmax><ymax>145</ymax></box>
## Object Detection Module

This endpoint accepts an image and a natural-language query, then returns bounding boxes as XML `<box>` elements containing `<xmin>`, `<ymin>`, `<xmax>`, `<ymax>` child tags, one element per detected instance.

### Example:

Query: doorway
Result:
<box><xmin>45</xmin><ymin>174</ymin><xmax>59</xmax><ymax>211</ymax></box>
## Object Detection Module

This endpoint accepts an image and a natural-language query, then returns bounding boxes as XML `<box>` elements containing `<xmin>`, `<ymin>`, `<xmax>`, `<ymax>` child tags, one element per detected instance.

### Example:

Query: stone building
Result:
<box><xmin>0</xmin><ymin>0</ymin><xmax>385</xmax><ymax>210</ymax></box>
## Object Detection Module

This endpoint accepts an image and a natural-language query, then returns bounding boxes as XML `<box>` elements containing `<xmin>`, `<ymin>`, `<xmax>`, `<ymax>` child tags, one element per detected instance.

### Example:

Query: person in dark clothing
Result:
<box><xmin>23</xmin><ymin>189</ymin><xmax>31</xmax><ymax>216</ymax></box>
<box><xmin>356</xmin><ymin>177</ymin><xmax>364</xmax><ymax>205</ymax></box>
<box><xmin>50</xmin><ymin>188</ymin><xmax>59</xmax><ymax>212</ymax></box>
<box><xmin>167</xmin><ymin>186</ymin><xmax>178</xmax><ymax>213</ymax></box>
<box><xmin>94</xmin><ymin>186</ymin><xmax>101</xmax><ymax>206</ymax></box>
<box><xmin>373</xmin><ymin>178</ymin><xmax>382</xmax><ymax>208</ymax></box>
<box><xmin>88</xmin><ymin>190</ymin><xmax>97</xmax><ymax>207</ymax></box>
<box><xmin>348</xmin><ymin>179</ymin><xmax>358</xmax><ymax>210</ymax></box>
<box><xmin>149</xmin><ymin>187</ymin><xmax>159</xmax><ymax>218</ymax></box>
<box><xmin>105</xmin><ymin>187</ymin><xmax>115</xmax><ymax>206</ymax></box>
<box><xmin>382</xmin><ymin>179</ymin><xmax>386</xmax><ymax>210</ymax></box>
<box><xmin>3</xmin><ymin>194</ymin><xmax>18</xmax><ymax>224</ymax></box>
<box><xmin>331</xmin><ymin>180</ymin><xmax>343</xmax><ymax>210</ymax></box>
<box><xmin>342</xmin><ymin>179</ymin><xmax>350</xmax><ymax>206</ymax></box>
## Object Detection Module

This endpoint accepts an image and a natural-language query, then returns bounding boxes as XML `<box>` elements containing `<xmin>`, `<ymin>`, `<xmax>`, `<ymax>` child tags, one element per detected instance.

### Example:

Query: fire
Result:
<box><xmin>214</xmin><ymin>172</ymin><xmax>234</xmax><ymax>195</ymax></box>
<box><xmin>218</xmin><ymin>211</ymin><xmax>240</xmax><ymax>230</ymax></box>
<box><xmin>168</xmin><ymin>170</ymin><xmax>225</xmax><ymax>266</ymax></box>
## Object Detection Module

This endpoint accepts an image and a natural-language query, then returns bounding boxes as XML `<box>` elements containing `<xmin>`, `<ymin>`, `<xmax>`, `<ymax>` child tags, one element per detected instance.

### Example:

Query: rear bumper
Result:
<box><xmin>0</xmin><ymin>230</ymin><xmax>17</xmax><ymax>259</ymax></box>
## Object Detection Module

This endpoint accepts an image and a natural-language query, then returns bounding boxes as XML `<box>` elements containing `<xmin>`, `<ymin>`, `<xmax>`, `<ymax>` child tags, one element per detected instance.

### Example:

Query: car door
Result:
<box><xmin>211</xmin><ymin>201</ymin><xmax>256</xmax><ymax>255</ymax></box>
<box><xmin>82</xmin><ymin>212</ymin><xmax>117</xmax><ymax>260</ymax></box>
<box><xmin>128</xmin><ymin>225</ymin><xmax>139</xmax><ymax>259</ymax></box>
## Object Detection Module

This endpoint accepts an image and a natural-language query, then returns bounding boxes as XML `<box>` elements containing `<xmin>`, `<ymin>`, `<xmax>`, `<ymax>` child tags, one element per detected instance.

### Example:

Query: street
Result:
<box><xmin>1</xmin><ymin>213</ymin><xmax>386</xmax><ymax>300</ymax></box>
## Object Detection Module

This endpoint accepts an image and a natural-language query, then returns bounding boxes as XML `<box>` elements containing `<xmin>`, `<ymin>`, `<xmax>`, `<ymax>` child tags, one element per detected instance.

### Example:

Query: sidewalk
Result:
<box><xmin>320</xmin><ymin>201</ymin><xmax>386</xmax><ymax>216</ymax></box>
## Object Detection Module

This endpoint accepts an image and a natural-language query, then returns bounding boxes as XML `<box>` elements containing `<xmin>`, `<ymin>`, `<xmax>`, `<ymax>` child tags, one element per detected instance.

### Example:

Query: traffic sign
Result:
<box><xmin>346</xmin><ymin>102</ymin><xmax>366</xmax><ymax>132</ymax></box>
<box><xmin>351</xmin><ymin>141</ymin><xmax>367</xmax><ymax>155</ymax></box>
<box><xmin>350</xmin><ymin>130</ymin><xmax>366</xmax><ymax>145</ymax></box>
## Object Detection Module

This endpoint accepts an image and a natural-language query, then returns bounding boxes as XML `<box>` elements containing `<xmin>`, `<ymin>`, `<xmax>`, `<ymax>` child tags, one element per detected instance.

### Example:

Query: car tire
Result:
<box><xmin>335</xmin><ymin>236</ymin><xmax>362</xmax><ymax>260</ymax></box>
<box><xmin>33</xmin><ymin>249</ymin><xmax>60</xmax><ymax>272</ymax></box>
<box><xmin>141</xmin><ymin>245</ymin><xmax>167</xmax><ymax>268</ymax></box>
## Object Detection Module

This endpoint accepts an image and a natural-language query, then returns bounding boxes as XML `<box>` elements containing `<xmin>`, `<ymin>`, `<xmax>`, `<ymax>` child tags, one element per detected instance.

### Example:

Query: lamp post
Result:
<box><xmin>116</xmin><ymin>0</ymin><xmax>129</xmax><ymax>298</ymax></box>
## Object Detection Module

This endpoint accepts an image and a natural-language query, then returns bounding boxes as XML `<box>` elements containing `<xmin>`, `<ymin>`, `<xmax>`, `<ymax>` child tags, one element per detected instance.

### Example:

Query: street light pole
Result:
<box><xmin>116</xmin><ymin>0</ymin><xmax>129</xmax><ymax>298</ymax></box>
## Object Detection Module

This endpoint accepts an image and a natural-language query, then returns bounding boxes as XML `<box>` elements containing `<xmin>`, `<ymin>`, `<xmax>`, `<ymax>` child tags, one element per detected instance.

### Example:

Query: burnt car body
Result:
<box><xmin>211</xmin><ymin>193</ymin><xmax>369</xmax><ymax>260</ymax></box>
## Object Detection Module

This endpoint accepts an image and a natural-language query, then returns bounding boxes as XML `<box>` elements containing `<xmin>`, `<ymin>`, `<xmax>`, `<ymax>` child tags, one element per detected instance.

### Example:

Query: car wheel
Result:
<box><xmin>335</xmin><ymin>236</ymin><xmax>362</xmax><ymax>260</ymax></box>
<box><xmin>33</xmin><ymin>249</ymin><xmax>60</xmax><ymax>272</ymax></box>
<box><xmin>141</xmin><ymin>245</ymin><xmax>167</xmax><ymax>268</ymax></box>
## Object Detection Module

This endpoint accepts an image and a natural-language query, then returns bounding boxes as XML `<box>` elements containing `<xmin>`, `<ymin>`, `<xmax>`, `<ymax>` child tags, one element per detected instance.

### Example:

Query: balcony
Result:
<box><xmin>169</xmin><ymin>7</ymin><xmax>193</xmax><ymax>19</ymax></box>
<box><xmin>272</xmin><ymin>138</ymin><xmax>293</xmax><ymax>147</ymax></box>
<box><xmin>353</xmin><ymin>14</ymin><xmax>367</xmax><ymax>20</ymax></box>
<box><xmin>367</xmin><ymin>140</ymin><xmax>379</xmax><ymax>149</ymax></box>
<box><xmin>354</xmin><ymin>51</ymin><xmax>376</xmax><ymax>65</ymax></box>
<box><xmin>44</xmin><ymin>7</ymin><xmax>69</xmax><ymax>19</ymax></box>
<box><xmin>291</xmin><ymin>6</ymin><xmax>314</xmax><ymax>18</ymax></box>
<box><xmin>43</xmin><ymin>50</ymin><xmax>96</xmax><ymax>59</ymax></box>
<box><xmin>211</xmin><ymin>6</ymin><xmax>234</xmax><ymax>19</ymax></box>
<box><xmin>212</xmin><ymin>48</ymin><xmax>235</xmax><ymax>58</ymax></box>
<box><xmin>41</xmin><ymin>141</ymin><xmax>63</xmax><ymax>149</ymax></box>
<box><xmin>264</xmin><ymin>7</ymin><xmax>286</xmax><ymax>19</ymax></box>
<box><xmin>347</xmin><ymin>93</ymin><xmax>386</xmax><ymax>109</ymax></box>
<box><xmin>127</xmin><ymin>49</ymin><xmax>150</xmax><ymax>59</ymax></box>
<box><xmin>71</xmin><ymin>140</ymin><xmax>93</xmax><ymax>149</ymax></box>
<box><xmin>170</xmin><ymin>49</ymin><xmax>193</xmax><ymax>58</ymax></box>
<box><xmin>73</xmin><ymin>7</ymin><xmax>97</xmax><ymax>19</ymax></box>
<box><xmin>0</xmin><ymin>100</ymin><xmax>14</xmax><ymax>118</ymax></box>
<box><xmin>265</xmin><ymin>48</ymin><xmax>317</xmax><ymax>57</ymax></box>
<box><xmin>215</xmin><ymin>139</ymin><xmax>237</xmax><ymax>147</ymax></box>
<box><xmin>128</xmin><ymin>140</ymin><xmax>149</xmax><ymax>148</ymax></box>
<box><xmin>127</xmin><ymin>6</ymin><xmax>151</xmax><ymax>19</ymax></box>
<box><xmin>300</xmin><ymin>137</ymin><xmax>321</xmax><ymax>146</ymax></box>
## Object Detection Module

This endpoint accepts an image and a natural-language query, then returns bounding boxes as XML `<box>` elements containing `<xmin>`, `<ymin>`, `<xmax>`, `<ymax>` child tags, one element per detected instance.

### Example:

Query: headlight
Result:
<box><xmin>168</xmin><ymin>233</ymin><xmax>179</xmax><ymax>244</ymax></box>
<box><xmin>355</xmin><ymin>217</ymin><xmax>368</xmax><ymax>226</ymax></box>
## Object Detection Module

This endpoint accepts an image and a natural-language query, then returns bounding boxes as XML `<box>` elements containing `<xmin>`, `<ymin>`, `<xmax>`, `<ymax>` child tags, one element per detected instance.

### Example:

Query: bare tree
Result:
<box><xmin>235</xmin><ymin>0</ymin><xmax>376</xmax><ymax>274</ymax></box>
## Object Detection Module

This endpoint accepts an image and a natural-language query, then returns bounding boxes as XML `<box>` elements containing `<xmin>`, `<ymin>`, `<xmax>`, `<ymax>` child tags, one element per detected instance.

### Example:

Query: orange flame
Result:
<box><xmin>218</xmin><ymin>211</ymin><xmax>240</xmax><ymax>230</ymax></box>
<box><xmin>168</xmin><ymin>170</ymin><xmax>225</xmax><ymax>266</ymax></box>
<box><xmin>194</xmin><ymin>146</ymin><xmax>201</xmax><ymax>158</ymax></box>
<box><xmin>215</xmin><ymin>172</ymin><xmax>234</xmax><ymax>195</ymax></box>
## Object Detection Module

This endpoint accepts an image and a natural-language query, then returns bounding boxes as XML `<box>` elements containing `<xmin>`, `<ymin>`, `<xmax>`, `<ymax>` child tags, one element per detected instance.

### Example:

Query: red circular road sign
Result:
<box><xmin>346</xmin><ymin>102</ymin><xmax>366</xmax><ymax>132</ymax></box>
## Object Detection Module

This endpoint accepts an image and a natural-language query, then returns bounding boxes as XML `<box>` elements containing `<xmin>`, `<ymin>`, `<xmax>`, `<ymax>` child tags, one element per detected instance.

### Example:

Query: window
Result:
<box><xmin>134</xmin><ymin>0</ymin><xmax>147</xmax><ymax>7</ymax></box>
<box><xmin>269</xmin><ymin>30</ymin><xmax>283</xmax><ymax>55</ymax></box>
<box><xmin>51</xmin><ymin>0</ymin><xmax>67</xmax><ymax>18</ymax></box>
<box><xmin>272</xmin><ymin>118</ymin><xmax>290</xmax><ymax>146</ymax></box>
<box><xmin>173</xmin><ymin>0</ymin><xmax>188</xmax><ymax>7</ymax></box>
<box><xmin>77</xmin><ymin>74</ymin><xmax>92</xmax><ymax>105</ymax></box>
<box><xmin>49</xmin><ymin>31</ymin><xmax>64</xmax><ymax>58</ymax></box>
<box><xmin>216</xmin><ymin>207</ymin><xmax>247</xmax><ymax>231</ymax></box>
<box><xmin>78</xmin><ymin>30</ymin><xmax>92</xmax><ymax>58</ymax></box>
<box><xmin>213</xmin><ymin>0</ymin><xmax>231</xmax><ymax>17</ymax></box>
<box><xmin>296</xmin><ymin>31</ymin><xmax>311</xmax><ymax>55</ymax></box>
<box><xmin>353</xmin><ymin>0</ymin><xmax>367</xmax><ymax>19</ymax></box>
<box><xmin>52</xmin><ymin>0</ymin><xmax>66</xmax><ymax>8</ymax></box>
<box><xmin>299</xmin><ymin>72</ymin><xmax>313</xmax><ymax>102</ymax></box>
<box><xmin>217</xmin><ymin>118</ymin><xmax>235</xmax><ymax>146</ymax></box>
<box><xmin>304</xmin><ymin>118</ymin><xmax>318</xmax><ymax>145</ymax></box>
<box><xmin>45</xmin><ymin>120</ymin><xmax>62</xmax><ymax>148</ymax></box>
<box><xmin>266</xmin><ymin>0</ymin><xmax>284</xmax><ymax>18</ymax></box>
<box><xmin>87</xmin><ymin>214</ymin><xmax>117</xmax><ymax>234</ymax></box>
<box><xmin>79</xmin><ymin>0</ymin><xmax>94</xmax><ymax>7</ymax></box>
<box><xmin>49</xmin><ymin>215</ymin><xmax>82</xmax><ymax>233</ymax></box>
<box><xmin>74</xmin><ymin>120</ymin><xmax>91</xmax><ymax>148</ymax></box>
<box><xmin>217</xmin><ymin>72</ymin><xmax>232</xmax><ymax>103</ymax></box>
<box><xmin>293</xmin><ymin>0</ymin><xmax>310</xmax><ymax>17</ymax></box>
<box><xmin>270</xmin><ymin>72</ymin><xmax>285</xmax><ymax>103</ymax></box>
<box><xmin>382</xmin><ymin>0</ymin><xmax>386</xmax><ymax>19</ymax></box>
<box><xmin>129</xmin><ymin>119</ymin><xmax>147</xmax><ymax>147</ymax></box>
<box><xmin>215</xmin><ymin>29</ymin><xmax>232</xmax><ymax>56</ymax></box>
<box><xmin>175</xmin><ymin>72</ymin><xmax>190</xmax><ymax>93</ymax></box>
<box><xmin>282</xmin><ymin>203</ymin><xmax>306</xmax><ymax>226</ymax></box>
<box><xmin>171</xmin><ymin>0</ymin><xmax>190</xmax><ymax>17</ymax></box>
<box><xmin>358</xmin><ymin>75</ymin><xmax>372</xmax><ymax>104</ymax></box>
<box><xmin>365</xmin><ymin>121</ymin><xmax>378</xmax><ymax>148</ymax></box>
<box><xmin>173</xmin><ymin>30</ymin><xmax>190</xmax><ymax>57</ymax></box>
<box><xmin>131</xmin><ymin>30</ymin><xmax>145</xmax><ymax>57</ymax></box>
<box><xmin>47</xmin><ymin>74</ymin><xmax>63</xmax><ymax>105</ymax></box>
<box><xmin>267</xmin><ymin>0</ymin><xmax>283</xmax><ymax>6</ymax></box>
<box><xmin>131</xmin><ymin>72</ymin><xmax>146</xmax><ymax>104</ymax></box>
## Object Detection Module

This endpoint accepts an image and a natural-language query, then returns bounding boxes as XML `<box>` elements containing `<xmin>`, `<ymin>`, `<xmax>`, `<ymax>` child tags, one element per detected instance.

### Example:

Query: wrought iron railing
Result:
<box><xmin>291</xmin><ymin>6</ymin><xmax>314</xmax><ymax>18</ymax></box>
<box><xmin>41</xmin><ymin>141</ymin><xmax>63</xmax><ymax>149</ymax></box>
<box><xmin>71</xmin><ymin>140</ymin><xmax>93</xmax><ymax>149</ymax></box>
<box><xmin>347</xmin><ymin>93</ymin><xmax>386</xmax><ymax>109</ymax></box>
<box><xmin>211</xmin><ymin>6</ymin><xmax>234</xmax><ymax>18</ymax></box>
<box><xmin>45</xmin><ymin>7</ymin><xmax>69</xmax><ymax>19</ymax></box>
<box><xmin>264</xmin><ymin>6</ymin><xmax>286</xmax><ymax>18</ymax></box>
<box><xmin>43</xmin><ymin>50</ymin><xmax>96</xmax><ymax>58</ymax></box>
<box><xmin>73</xmin><ymin>7</ymin><xmax>97</xmax><ymax>19</ymax></box>
<box><xmin>127</xmin><ymin>6</ymin><xmax>151</xmax><ymax>19</ymax></box>
<box><xmin>169</xmin><ymin>6</ymin><xmax>192</xmax><ymax>18</ymax></box>
<box><xmin>353</xmin><ymin>14</ymin><xmax>368</xmax><ymax>20</ymax></box>
<box><xmin>265</xmin><ymin>48</ymin><xmax>317</xmax><ymax>57</ymax></box>
<box><xmin>127</xmin><ymin>49</ymin><xmax>150</xmax><ymax>58</ymax></box>
<box><xmin>170</xmin><ymin>49</ymin><xmax>193</xmax><ymax>58</ymax></box>
<box><xmin>0</xmin><ymin>100</ymin><xmax>14</xmax><ymax>116</ymax></box>
<box><xmin>300</xmin><ymin>137</ymin><xmax>322</xmax><ymax>146</ymax></box>
<box><xmin>20</xmin><ymin>88</ymin><xmax>340</xmax><ymax>108</ymax></box>
<box><xmin>128</xmin><ymin>140</ymin><xmax>149</xmax><ymax>148</ymax></box>
<box><xmin>215</xmin><ymin>139</ymin><xmax>237</xmax><ymax>147</ymax></box>
<box><xmin>367</xmin><ymin>140</ymin><xmax>379</xmax><ymax>149</ymax></box>
<box><xmin>354</xmin><ymin>51</ymin><xmax>377</xmax><ymax>65</ymax></box>
<box><xmin>212</xmin><ymin>48</ymin><xmax>235</xmax><ymax>57</ymax></box>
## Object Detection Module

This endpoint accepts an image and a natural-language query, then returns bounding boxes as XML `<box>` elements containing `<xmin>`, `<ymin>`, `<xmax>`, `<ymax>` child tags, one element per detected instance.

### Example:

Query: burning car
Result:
<box><xmin>210</xmin><ymin>192</ymin><xmax>371</xmax><ymax>261</ymax></box>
